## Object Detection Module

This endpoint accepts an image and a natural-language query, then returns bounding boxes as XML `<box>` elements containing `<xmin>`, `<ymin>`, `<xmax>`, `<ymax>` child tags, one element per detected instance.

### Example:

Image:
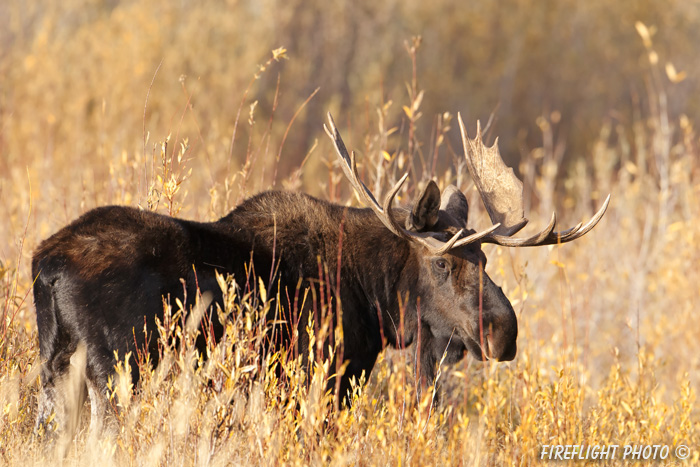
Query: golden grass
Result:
<box><xmin>1</xmin><ymin>2</ymin><xmax>699</xmax><ymax>465</ymax></box>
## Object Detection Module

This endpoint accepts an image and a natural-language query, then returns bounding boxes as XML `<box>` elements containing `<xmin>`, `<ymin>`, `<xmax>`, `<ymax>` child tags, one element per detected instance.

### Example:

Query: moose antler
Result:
<box><xmin>325</xmin><ymin>112</ymin><xmax>501</xmax><ymax>255</ymax></box>
<box><xmin>458</xmin><ymin>113</ymin><xmax>610</xmax><ymax>247</ymax></box>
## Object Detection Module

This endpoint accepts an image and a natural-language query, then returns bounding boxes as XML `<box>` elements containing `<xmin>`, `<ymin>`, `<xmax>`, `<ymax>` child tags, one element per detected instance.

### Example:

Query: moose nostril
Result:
<box><xmin>499</xmin><ymin>339</ymin><xmax>517</xmax><ymax>362</ymax></box>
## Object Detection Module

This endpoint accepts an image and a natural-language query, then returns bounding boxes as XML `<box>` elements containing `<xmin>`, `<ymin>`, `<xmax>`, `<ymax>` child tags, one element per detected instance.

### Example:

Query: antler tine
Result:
<box><xmin>382</xmin><ymin>172</ymin><xmax>410</xmax><ymax>220</ymax></box>
<box><xmin>572</xmin><ymin>193</ymin><xmax>611</xmax><ymax>235</ymax></box>
<box><xmin>450</xmin><ymin>223</ymin><xmax>502</xmax><ymax>249</ymax></box>
<box><xmin>549</xmin><ymin>194</ymin><xmax>611</xmax><ymax>244</ymax></box>
<box><xmin>324</xmin><ymin>112</ymin><xmax>408</xmax><ymax>239</ymax></box>
<box><xmin>482</xmin><ymin>194</ymin><xmax>611</xmax><ymax>247</ymax></box>
<box><xmin>324</xmin><ymin>115</ymin><xmax>377</xmax><ymax>206</ymax></box>
<box><xmin>326</xmin><ymin>112</ymin><xmax>500</xmax><ymax>256</ymax></box>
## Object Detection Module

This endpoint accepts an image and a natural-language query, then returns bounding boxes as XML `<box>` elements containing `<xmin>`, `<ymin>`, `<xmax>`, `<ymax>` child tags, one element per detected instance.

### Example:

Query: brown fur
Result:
<box><xmin>33</xmin><ymin>188</ymin><xmax>517</xmax><ymax>437</ymax></box>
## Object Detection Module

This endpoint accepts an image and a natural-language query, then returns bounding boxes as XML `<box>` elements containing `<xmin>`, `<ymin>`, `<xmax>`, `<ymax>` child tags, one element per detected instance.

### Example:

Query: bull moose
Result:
<box><xmin>33</xmin><ymin>112</ymin><xmax>609</xmax><ymax>436</ymax></box>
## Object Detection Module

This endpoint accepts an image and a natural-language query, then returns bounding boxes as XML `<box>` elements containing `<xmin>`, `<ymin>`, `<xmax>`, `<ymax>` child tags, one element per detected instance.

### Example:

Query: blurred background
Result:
<box><xmin>0</xmin><ymin>1</ymin><xmax>698</xmax><ymax>463</ymax></box>
<box><xmin>1</xmin><ymin>0</ymin><xmax>698</xmax><ymax>196</ymax></box>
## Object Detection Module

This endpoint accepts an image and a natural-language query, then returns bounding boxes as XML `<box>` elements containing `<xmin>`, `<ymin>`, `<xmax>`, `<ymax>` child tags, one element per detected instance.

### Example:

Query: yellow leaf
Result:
<box><xmin>635</xmin><ymin>21</ymin><xmax>653</xmax><ymax>48</ymax></box>
<box><xmin>258</xmin><ymin>277</ymin><xmax>267</xmax><ymax>303</ymax></box>
<box><xmin>272</xmin><ymin>47</ymin><xmax>288</xmax><ymax>61</ymax></box>
<box><xmin>648</xmin><ymin>51</ymin><xmax>658</xmax><ymax>65</ymax></box>
<box><xmin>402</xmin><ymin>105</ymin><xmax>412</xmax><ymax>119</ymax></box>
<box><xmin>620</xmin><ymin>400</ymin><xmax>634</xmax><ymax>417</ymax></box>
<box><xmin>413</xmin><ymin>90</ymin><xmax>424</xmax><ymax>112</ymax></box>
<box><xmin>668</xmin><ymin>221</ymin><xmax>685</xmax><ymax>233</ymax></box>
<box><xmin>665</xmin><ymin>63</ymin><xmax>687</xmax><ymax>83</ymax></box>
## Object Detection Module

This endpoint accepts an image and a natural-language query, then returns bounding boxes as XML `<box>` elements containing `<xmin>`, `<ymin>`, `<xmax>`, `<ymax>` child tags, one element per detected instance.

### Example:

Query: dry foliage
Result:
<box><xmin>0</xmin><ymin>2</ymin><xmax>698</xmax><ymax>465</ymax></box>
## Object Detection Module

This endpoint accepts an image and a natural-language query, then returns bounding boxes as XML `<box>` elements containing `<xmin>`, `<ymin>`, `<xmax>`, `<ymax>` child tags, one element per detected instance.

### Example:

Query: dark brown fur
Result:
<box><xmin>33</xmin><ymin>189</ymin><xmax>517</xmax><ymax>436</ymax></box>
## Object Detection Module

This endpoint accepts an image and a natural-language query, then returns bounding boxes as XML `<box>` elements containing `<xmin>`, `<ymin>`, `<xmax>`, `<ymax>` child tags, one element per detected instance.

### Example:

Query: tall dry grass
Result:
<box><xmin>1</xmin><ymin>1</ymin><xmax>699</xmax><ymax>465</ymax></box>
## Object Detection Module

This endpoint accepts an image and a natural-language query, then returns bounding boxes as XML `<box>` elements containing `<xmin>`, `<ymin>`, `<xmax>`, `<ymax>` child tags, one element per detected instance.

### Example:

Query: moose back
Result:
<box><xmin>33</xmin><ymin>113</ymin><xmax>609</xmax><ymax>436</ymax></box>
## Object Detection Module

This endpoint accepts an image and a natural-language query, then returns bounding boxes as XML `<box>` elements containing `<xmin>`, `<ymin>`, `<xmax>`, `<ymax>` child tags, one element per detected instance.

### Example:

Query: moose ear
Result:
<box><xmin>439</xmin><ymin>185</ymin><xmax>469</xmax><ymax>227</ymax></box>
<box><xmin>406</xmin><ymin>180</ymin><xmax>441</xmax><ymax>231</ymax></box>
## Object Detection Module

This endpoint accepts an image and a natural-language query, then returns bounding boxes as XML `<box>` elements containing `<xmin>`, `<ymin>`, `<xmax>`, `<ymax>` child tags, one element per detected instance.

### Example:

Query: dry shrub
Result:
<box><xmin>0</xmin><ymin>3</ymin><xmax>698</xmax><ymax>465</ymax></box>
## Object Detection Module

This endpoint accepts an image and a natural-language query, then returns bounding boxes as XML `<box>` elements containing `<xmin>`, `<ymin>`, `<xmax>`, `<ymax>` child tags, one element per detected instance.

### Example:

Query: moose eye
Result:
<box><xmin>431</xmin><ymin>258</ymin><xmax>451</xmax><ymax>279</ymax></box>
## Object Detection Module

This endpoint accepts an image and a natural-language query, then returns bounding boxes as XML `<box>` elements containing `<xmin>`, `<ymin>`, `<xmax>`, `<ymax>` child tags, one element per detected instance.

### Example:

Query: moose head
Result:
<box><xmin>324</xmin><ymin>112</ymin><xmax>609</xmax><ymax>374</ymax></box>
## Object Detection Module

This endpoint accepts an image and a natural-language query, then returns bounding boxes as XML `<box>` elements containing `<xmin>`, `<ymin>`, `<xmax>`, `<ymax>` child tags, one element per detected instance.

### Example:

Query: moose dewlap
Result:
<box><xmin>33</xmin><ymin>112</ymin><xmax>609</xmax><ymax>438</ymax></box>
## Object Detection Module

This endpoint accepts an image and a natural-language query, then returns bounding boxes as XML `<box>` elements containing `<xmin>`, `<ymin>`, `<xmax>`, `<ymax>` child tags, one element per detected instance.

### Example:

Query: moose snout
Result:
<box><xmin>487</xmin><ymin>329</ymin><xmax>517</xmax><ymax>361</ymax></box>
<box><xmin>481</xmin><ymin>285</ymin><xmax>518</xmax><ymax>361</ymax></box>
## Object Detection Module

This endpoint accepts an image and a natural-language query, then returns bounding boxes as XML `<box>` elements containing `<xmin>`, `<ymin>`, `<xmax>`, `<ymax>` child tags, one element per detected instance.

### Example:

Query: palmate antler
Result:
<box><xmin>324</xmin><ymin>113</ymin><xmax>501</xmax><ymax>255</ymax></box>
<box><xmin>457</xmin><ymin>113</ymin><xmax>610</xmax><ymax>247</ymax></box>
<box><xmin>325</xmin><ymin>111</ymin><xmax>610</xmax><ymax>254</ymax></box>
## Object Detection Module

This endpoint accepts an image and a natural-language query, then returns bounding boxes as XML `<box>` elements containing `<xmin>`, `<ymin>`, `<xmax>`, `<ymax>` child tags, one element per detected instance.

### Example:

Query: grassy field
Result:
<box><xmin>1</xmin><ymin>1</ymin><xmax>699</xmax><ymax>465</ymax></box>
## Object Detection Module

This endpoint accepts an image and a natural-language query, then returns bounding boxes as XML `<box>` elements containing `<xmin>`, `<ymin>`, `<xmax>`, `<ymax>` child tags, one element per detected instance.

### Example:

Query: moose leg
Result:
<box><xmin>85</xmin><ymin>346</ymin><xmax>118</xmax><ymax>437</ymax></box>
<box><xmin>33</xmin><ymin>263</ymin><xmax>90</xmax><ymax>443</ymax></box>
<box><xmin>85</xmin><ymin>378</ymin><xmax>108</xmax><ymax>436</ymax></box>
<box><xmin>35</xmin><ymin>333</ymin><xmax>80</xmax><ymax>438</ymax></box>
<box><xmin>35</xmin><ymin>368</ymin><xmax>62</xmax><ymax>436</ymax></box>
<box><xmin>36</xmin><ymin>343</ymin><xmax>89</xmax><ymax>462</ymax></box>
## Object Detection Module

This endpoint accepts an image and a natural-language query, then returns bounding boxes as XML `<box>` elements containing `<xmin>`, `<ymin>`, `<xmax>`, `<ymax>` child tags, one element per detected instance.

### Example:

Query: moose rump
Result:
<box><xmin>31</xmin><ymin>206</ymin><xmax>256</xmax><ymax>436</ymax></box>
